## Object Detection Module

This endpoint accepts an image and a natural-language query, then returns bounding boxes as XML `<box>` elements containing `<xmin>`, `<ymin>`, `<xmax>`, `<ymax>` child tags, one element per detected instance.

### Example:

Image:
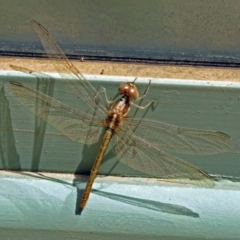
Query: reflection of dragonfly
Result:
<box><xmin>4</xmin><ymin>21</ymin><xmax>235</xmax><ymax>209</ymax></box>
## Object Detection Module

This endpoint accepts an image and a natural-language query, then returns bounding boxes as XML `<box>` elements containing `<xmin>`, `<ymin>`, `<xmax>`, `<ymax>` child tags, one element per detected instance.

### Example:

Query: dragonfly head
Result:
<box><xmin>118</xmin><ymin>83</ymin><xmax>139</xmax><ymax>100</ymax></box>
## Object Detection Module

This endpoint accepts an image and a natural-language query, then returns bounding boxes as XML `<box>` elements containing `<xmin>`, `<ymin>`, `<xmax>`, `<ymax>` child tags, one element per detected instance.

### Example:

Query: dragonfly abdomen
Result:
<box><xmin>80</xmin><ymin>96</ymin><xmax>131</xmax><ymax>208</ymax></box>
<box><xmin>80</xmin><ymin>128</ymin><xmax>113</xmax><ymax>208</ymax></box>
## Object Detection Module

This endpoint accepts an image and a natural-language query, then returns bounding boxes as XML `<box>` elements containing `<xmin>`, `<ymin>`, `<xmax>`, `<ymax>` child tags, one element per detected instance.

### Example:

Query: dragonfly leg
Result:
<box><xmin>135</xmin><ymin>80</ymin><xmax>152</xmax><ymax>101</ymax></box>
<box><xmin>100</xmin><ymin>86</ymin><xmax>114</xmax><ymax>105</ymax></box>
<box><xmin>131</xmin><ymin>80</ymin><xmax>155</xmax><ymax>109</ymax></box>
<box><xmin>131</xmin><ymin>99</ymin><xmax>155</xmax><ymax>109</ymax></box>
<box><xmin>92</xmin><ymin>86</ymin><xmax>113</xmax><ymax>105</ymax></box>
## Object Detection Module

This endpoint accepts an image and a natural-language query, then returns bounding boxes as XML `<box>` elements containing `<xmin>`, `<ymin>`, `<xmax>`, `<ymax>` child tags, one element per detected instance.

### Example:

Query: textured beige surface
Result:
<box><xmin>1</xmin><ymin>56</ymin><xmax>240</xmax><ymax>81</ymax></box>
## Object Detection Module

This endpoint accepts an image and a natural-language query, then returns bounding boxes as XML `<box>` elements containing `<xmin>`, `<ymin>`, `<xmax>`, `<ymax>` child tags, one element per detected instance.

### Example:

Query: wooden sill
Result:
<box><xmin>1</xmin><ymin>56</ymin><xmax>240</xmax><ymax>81</ymax></box>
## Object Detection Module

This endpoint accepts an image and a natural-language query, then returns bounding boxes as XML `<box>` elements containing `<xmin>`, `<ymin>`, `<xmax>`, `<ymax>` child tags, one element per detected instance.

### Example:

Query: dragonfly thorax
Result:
<box><xmin>104</xmin><ymin>95</ymin><xmax>130</xmax><ymax>131</ymax></box>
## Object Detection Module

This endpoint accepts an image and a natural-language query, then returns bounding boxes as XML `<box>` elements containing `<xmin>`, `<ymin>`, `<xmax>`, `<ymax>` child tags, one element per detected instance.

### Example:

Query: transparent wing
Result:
<box><xmin>31</xmin><ymin>20</ymin><xmax>107</xmax><ymax>115</ymax></box>
<box><xmin>114</xmin><ymin>127</ymin><xmax>214</xmax><ymax>188</ymax></box>
<box><xmin>4</xmin><ymin>81</ymin><xmax>103</xmax><ymax>144</ymax></box>
<box><xmin>123</xmin><ymin>118</ymin><xmax>235</xmax><ymax>155</ymax></box>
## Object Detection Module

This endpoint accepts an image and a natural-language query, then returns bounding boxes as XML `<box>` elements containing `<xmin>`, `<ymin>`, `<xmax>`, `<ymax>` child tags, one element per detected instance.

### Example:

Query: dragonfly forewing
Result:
<box><xmin>31</xmin><ymin>20</ymin><xmax>107</xmax><ymax>115</ymax></box>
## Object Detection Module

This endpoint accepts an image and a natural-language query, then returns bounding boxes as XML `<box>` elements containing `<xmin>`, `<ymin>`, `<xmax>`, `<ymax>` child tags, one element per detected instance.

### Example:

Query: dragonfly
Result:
<box><xmin>4</xmin><ymin>21</ymin><xmax>235</xmax><ymax>209</ymax></box>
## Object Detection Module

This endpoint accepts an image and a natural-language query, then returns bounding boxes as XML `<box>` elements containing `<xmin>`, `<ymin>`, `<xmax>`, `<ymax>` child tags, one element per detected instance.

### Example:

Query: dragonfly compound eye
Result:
<box><xmin>118</xmin><ymin>83</ymin><xmax>139</xmax><ymax>100</ymax></box>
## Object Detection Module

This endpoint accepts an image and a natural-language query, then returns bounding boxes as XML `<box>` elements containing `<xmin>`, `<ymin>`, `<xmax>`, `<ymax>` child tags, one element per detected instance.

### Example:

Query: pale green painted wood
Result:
<box><xmin>0</xmin><ymin>172</ymin><xmax>240</xmax><ymax>239</ymax></box>
<box><xmin>1</xmin><ymin>72</ymin><xmax>240</xmax><ymax>239</ymax></box>
<box><xmin>0</xmin><ymin>171</ymin><xmax>240</xmax><ymax>240</ymax></box>
<box><xmin>0</xmin><ymin>71</ymin><xmax>240</xmax><ymax>180</ymax></box>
